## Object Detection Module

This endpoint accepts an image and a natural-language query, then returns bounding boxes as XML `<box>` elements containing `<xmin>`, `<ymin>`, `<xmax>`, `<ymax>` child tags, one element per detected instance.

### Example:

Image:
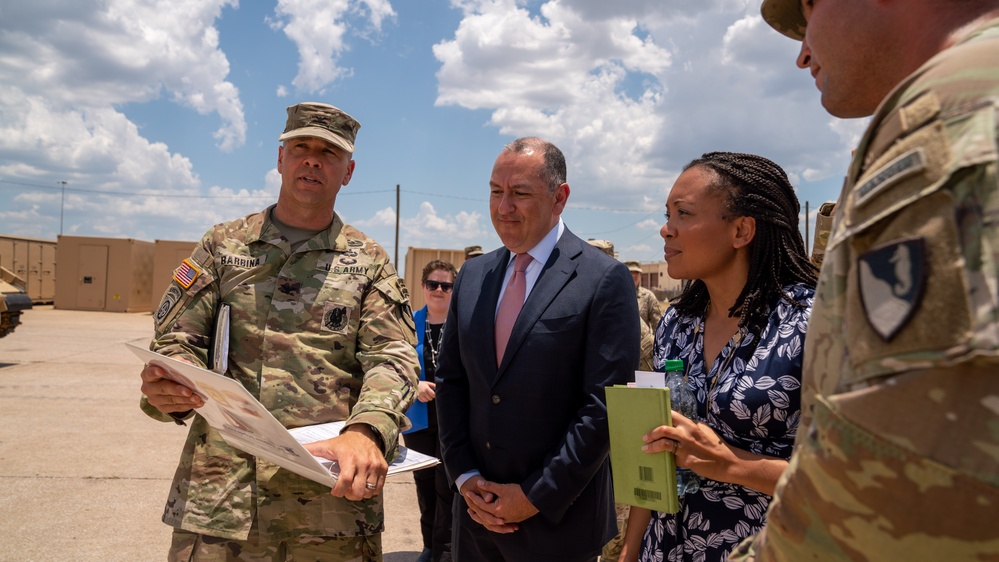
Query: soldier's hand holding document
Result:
<box><xmin>127</xmin><ymin>342</ymin><xmax>438</xmax><ymax>487</ymax></box>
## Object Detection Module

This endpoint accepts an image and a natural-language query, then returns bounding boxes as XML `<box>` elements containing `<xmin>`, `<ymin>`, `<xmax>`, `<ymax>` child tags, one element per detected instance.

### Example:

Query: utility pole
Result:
<box><xmin>394</xmin><ymin>184</ymin><xmax>400</xmax><ymax>270</ymax></box>
<box><xmin>804</xmin><ymin>200</ymin><xmax>810</xmax><ymax>254</ymax></box>
<box><xmin>58</xmin><ymin>181</ymin><xmax>67</xmax><ymax>236</ymax></box>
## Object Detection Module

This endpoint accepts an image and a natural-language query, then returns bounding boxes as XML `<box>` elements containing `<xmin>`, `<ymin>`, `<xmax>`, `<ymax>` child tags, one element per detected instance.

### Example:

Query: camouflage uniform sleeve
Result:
<box><xmin>344</xmin><ymin>259</ymin><xmax>419</xmax><ymax>460</ymax></box>
<box><xmin>139</xmin><ymin>233</ymin><xmax>219</xmax><ymax>425</ymax></box>
<box><xmin>647</xmin><ymin>291</ymin><xmax>663</xmax><ymax>329</ymax></box>
<box><xmin>638</xmin><ymin>318</ymin><xmax>655</xmax><ymax>372</ymax></box>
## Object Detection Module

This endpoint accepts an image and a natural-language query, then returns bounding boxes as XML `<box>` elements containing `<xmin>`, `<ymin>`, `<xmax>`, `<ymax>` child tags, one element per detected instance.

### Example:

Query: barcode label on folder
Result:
<box><xmin>634</xmin><ymin>488</ymin><xmax>663</xmax><ymax>502</ymax></box>
<box><xmin>638</xmin><ymin>465</ymin><xmax>654</xmax><ymax>482</ymax></box>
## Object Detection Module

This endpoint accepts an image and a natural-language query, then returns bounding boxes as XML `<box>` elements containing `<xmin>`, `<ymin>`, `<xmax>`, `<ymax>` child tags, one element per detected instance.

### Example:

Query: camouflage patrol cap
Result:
<box><xmin>464</xmin><ymin>245</ymin><xmax>483</xmax><ymax>257</ymax></box>
<box><xmin>278</xmin><ymin>102</ymin><xmax>361</xmax><ymax>154</ymax></box>
<box><xmin>624</xmin><ymin>260</ymin><xmax>642</xmax><ymax>273</ymax></box>
<box><xmin>761</xmin><ymin>0</ymin><xmax>806</xmax><ymax>41</ymax></box>
<box><xmin>587</xmin><ymin>239</ymin><xmax>614</xmax><ymax>257</ymax></box>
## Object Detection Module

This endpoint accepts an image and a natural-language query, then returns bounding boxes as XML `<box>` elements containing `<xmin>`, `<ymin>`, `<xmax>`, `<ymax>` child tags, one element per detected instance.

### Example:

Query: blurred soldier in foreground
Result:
<box><xmin>138</xmin><ymin>102</ymin><xmax>419</xmax><ymax>561</ymax></box>
<box><xmin>732</xmin><ymin>1</ymin><xmax>999</xmax><ymax>559</ymax></box>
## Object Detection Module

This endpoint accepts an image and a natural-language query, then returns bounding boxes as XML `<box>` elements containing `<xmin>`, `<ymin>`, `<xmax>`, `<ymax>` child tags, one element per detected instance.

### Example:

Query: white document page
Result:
<box><xmin>127</xmin><ymin>343</ymin><xmax>439</xmax><ymax>487</ymax></box>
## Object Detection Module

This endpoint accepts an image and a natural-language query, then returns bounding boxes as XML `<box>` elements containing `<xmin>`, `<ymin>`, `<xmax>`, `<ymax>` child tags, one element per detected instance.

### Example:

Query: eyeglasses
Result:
<box><xmin>424</xmin><ymin>280</ymin><xmax>454</xmax><ymax>293</ymax></box>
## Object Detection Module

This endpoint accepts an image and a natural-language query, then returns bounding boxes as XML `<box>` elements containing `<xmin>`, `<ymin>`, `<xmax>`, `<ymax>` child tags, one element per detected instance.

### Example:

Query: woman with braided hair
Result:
<box><xmin>619</xmin><ymin>152</ymin><xmax>818</xmax><ymax>562</ymax></box>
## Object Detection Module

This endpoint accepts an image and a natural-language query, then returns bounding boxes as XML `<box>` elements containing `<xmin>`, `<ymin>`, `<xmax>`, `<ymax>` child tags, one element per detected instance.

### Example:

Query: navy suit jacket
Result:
<box><xmin>435</xmin><ymin>228</ymin><xmax>640</xmax><ymax>558</ymax></box>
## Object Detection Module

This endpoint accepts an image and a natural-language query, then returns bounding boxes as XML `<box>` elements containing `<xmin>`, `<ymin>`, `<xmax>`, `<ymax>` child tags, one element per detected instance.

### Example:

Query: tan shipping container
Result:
<box><xmin>0</xmin><ymin>235</ymin><xmax>57</xmax><ymax>304</ymax></box>
<box><xmin>55</xmin><ymin>236</ymin><xmax>154</xmax><ymax>312</ymax></box>
<box><xmin>404</xmin><ymin>247</ymin><xmax>468</xmax><ymax>311</ymax></box>
<box><xmin>152</xmin><ymin>240</ymin><xmax>198</xmax><ymax>306</ymax></box>
<box><xmin>640</xmin><ymin>260</ymin><xmax>683</xmax><ymax>300</ymax></box>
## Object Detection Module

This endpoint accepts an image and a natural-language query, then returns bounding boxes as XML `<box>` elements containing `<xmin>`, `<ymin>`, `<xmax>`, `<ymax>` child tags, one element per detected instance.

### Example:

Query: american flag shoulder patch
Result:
<box><xmin>174</xmin><ymin>259</ymin><xmax>201</xmax><ymax>289</ymax></box>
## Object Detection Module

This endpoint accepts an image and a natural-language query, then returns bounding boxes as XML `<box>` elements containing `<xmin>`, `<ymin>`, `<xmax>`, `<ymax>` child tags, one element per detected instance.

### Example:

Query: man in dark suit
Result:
<box><xmin>435</xmin><ymin>137</ymin><xmax>640</xmax><ymax>561</ymax></box>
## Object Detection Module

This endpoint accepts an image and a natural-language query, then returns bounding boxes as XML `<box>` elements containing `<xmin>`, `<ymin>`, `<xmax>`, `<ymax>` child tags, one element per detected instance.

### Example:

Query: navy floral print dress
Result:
<box><xmin>638</xmin><ymin>283</ymin><xmax>814</xmax><ymax>562</ymax></box>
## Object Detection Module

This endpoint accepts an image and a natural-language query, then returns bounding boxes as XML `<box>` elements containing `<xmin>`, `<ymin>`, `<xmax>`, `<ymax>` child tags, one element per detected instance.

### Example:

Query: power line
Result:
<box><xmin>0</xmin><ymin>178</ymin><xmax>394</xmax><ymax>199</ymax></box>
<box><xmin>1</xmin><ymin>177</ymin><xmax>658</xmax><ymax>214</ymax></box>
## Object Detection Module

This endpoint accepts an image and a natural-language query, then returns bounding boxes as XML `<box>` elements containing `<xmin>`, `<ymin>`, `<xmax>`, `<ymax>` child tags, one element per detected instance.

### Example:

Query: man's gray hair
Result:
<box><xmin>503</xmin><ymin>137</ymin><xmax>567</xmax><ymax>194</ymax></box>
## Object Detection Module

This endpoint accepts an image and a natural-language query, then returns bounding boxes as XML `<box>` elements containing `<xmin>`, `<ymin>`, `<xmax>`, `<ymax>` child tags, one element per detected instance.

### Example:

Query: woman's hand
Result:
<box><xmin>642</xmin><ymin>410</ymin><xmax>730</xmax><ymax>479</ymax></box>
<box><xmin>641</xmin><ymin>411</ymin><xmax>788</xmax><ymax>495</ymax></box>
<box><xmin>417</xmin><ymin>380</ymin><xmax>436</xmax><ymax>402</ymax></box>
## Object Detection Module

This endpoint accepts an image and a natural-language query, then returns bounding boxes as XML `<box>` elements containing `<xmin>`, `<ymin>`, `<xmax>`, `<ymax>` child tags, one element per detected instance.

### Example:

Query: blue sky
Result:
<box><xmin>0</xmin><ymin>0</ymin><xmax>865</xmax><ymax>272</ymax></box>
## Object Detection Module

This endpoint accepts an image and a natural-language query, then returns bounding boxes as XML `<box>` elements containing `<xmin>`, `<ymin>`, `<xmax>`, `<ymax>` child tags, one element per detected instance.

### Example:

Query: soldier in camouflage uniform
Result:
<box><xmin>731</xmin><ymin>1</ymin><xmax>999</xmax><ymax>560</ymax></box>
<box><xmin>625</xmin><ymin>260</ymin><xmax>663</xmax><ymax>333</ymax></box>
<box><xmin>809</xmin><ymin>201</ymin><xmax>835</xmax><ymax>268</ymax></box>
<box><xmin>586</xmin><ymin>243</ymin><xmax>655</xmax><ymax>373</ymax></box>
<box><xmin>138</xmin><ymin>102</ymin><xmax>420</xmax><ymax>562</ymax></box>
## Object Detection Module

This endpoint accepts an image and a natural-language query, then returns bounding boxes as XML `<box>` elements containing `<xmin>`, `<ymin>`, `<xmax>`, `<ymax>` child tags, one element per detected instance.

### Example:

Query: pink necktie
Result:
<box><xmin>495</xmin><ymin>253</ymin><xmax>532</xmax><ymax>365</ymax></box>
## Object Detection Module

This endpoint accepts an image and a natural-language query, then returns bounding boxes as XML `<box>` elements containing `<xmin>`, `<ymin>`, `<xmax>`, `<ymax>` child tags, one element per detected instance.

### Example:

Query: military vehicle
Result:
<box><xmin>0</xmin><ymin>266</ymin><xmax>32</xmax><ymax>338</ymax></box>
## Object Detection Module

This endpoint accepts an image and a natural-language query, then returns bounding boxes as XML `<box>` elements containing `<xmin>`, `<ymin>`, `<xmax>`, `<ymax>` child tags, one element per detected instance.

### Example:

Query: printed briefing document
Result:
<box><xmin>127</xmin><ymin>343</ymin><xmax>438</xmax><ymax>487</ymax></box>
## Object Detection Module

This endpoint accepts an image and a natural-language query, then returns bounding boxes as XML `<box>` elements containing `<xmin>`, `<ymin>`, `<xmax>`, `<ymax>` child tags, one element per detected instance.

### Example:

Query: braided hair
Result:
<box><xmin>671</xmin><ymin>152</ymin><xmax>818</xmax><ymax>335</ymax></box>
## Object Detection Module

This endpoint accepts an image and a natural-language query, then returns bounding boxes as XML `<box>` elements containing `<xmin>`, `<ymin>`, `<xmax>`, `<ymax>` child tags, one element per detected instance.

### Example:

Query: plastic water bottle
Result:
<box><xmin>663</xmin><ymin>359</ymin><xmax>701</xmax><ymax>498</ymax></box>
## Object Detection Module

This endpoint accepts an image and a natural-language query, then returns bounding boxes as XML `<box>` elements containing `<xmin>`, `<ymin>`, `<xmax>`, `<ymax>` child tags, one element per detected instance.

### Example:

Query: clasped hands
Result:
<box><xmin>459</xmin><ymin>476</ymin><xmax>539</xmax><ymax>534</ymax></box>
<box><xmin>140</xmin><ymin>362</ymin><xmax>388</xmax><ymax>502</ymax></box>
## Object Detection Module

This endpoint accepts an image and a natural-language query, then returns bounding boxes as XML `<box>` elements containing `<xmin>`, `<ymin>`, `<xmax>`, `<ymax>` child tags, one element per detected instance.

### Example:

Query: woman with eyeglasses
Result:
<box><xmin>404</xmin><ymin>259</ymin><xmax>458</xmax><ymax>562</ymax></box>
<box><xmin>620</xmin><ymin>152</ymin><xmax>818</xmax><ymax>562</ymax></box>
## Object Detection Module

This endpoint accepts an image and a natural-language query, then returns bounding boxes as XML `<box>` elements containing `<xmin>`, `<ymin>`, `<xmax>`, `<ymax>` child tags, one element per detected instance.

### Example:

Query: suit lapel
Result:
<box><xmin>496</xmin><ymin>231</ymin><xmax>582</xmax><ymax>377</ymax></box>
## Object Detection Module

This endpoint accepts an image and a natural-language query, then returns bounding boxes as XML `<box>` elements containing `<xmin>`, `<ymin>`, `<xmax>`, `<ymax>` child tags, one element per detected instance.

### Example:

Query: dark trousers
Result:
<box><xmin>451</xmin><ymin>497</ymin><xmax>599</xmax><ymax>562</ymax></box>
<box><xmin>404</xmin><ymin>426</ymin><xmax>454</xmax><ymax>562</ymax></box>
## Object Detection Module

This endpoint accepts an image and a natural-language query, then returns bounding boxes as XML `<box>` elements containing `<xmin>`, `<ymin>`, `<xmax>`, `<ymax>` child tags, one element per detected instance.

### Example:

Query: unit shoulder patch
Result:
<box><xmin>154</xmin><ymin>285</ymin><xmax>183</xmax><ymax>326</ymax></box>
<box><xmin>858</xmin><ymin>238</ymin><xmax>927</xmax><ymax>341</ymax></box>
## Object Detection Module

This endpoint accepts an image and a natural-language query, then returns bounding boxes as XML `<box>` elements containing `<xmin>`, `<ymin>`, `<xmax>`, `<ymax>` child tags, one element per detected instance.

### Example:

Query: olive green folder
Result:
<box><xmin>605</xmin><ymin>385</ymin><xmax>679</xmax><ymax>513</ymax></box>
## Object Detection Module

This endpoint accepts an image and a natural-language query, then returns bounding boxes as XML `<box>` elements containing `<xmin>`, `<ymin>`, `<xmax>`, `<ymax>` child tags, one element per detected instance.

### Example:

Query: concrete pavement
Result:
<box><xmin>0</xmin><ymin>306</ymin><xmax>424</xmax><ymax>561</ymax></box>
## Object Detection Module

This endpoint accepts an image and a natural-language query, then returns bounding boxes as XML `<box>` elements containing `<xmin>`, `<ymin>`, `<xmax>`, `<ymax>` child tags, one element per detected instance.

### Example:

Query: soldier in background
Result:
<box><xmin>809</xmin><ymin>202</ymin><xmax>835</xmax><ymax>268</ymax></box>
<box><xmin>585</xmin><ymin>242</ymin><xmax>654</xmax><ymax>372</ymax></box>
<box><xmin>732</xmin><ymin>1</ymin><xmax>999</xmax><ymax>559</ymax></box>
<box><xmin>625</xmin><ymin>260</ymin><xmax>663</xmax><ymax>333</ymax></box>
<box><xmin>458</xmin><ymin>245</ymin><xmax>484</xmax><ymax>273</ymax></box>
<box><xmin>586</xmin><ymin>238</ymin><xmax>615</xmax><ymax>258</ymax></box>
<box><xmin>464</xmin><ymin>245</ymin><xmax>484</xmax><ymax>260</ymax></box>
<box><xmin>138</xmin><ymin>102</ymin><xmax>419</xmax><ymax>561</ymax></box>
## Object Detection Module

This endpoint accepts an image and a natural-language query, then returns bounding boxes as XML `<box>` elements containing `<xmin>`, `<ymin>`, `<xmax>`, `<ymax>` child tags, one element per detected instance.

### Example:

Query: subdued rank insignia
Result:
<box><xmin>174</xmin><ymin>259</ymin><xmax>201</xmax><ymax>289</ymax></box>
<box><xmin>323</xmin><ymin>304</ymin><xmax>351</xmax><ymax>333</ymax></box>
<box><xmin>858</xmin><ymin>238</ymin><xmax>927</xmax><ymax>341</ymax></box>
<box><xmin>155</xmin><ymin>286</ymin><xmax>183</xmax><ymax>326</ymax></box>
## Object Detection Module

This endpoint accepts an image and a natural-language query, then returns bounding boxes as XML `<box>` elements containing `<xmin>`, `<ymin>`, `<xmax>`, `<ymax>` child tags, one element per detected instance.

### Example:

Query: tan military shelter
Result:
<box><xmin>152</xmin><ymin>240</ymin><xmax>198</xmax><ymax>305</ymax></box>
<box><xmin>0</xmin><ymin>235</ymin><xmax>57</xmax><ymax>304</ymax></box>
<box><xmin>55</xmin><ymin>236</ymin><xmax>154</xmax><ymax>312</ymax></box>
